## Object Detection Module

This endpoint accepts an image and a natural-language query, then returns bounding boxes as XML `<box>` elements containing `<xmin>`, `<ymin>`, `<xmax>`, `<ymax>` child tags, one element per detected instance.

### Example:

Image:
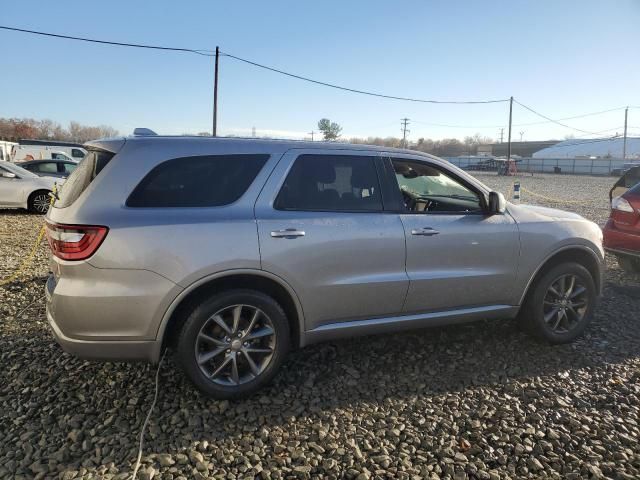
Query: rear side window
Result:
<box><xmin>275</xmin><ymin>154</ymin><xmax>382</xmax><ymax>212</ymax></box>
<box><xmin>36</xmin><ymin>162</ymin><xmax>58</xmax><ymax>173</ymax></box>
<box><xmin>55</xmin><ymin>150</ymin><xmax>114</xmax><ymax>208</ymax></box>
<box><xmin>127</xmin><ymin>154</ymin><xmax>269</xmax><ymax>208</ymax></box>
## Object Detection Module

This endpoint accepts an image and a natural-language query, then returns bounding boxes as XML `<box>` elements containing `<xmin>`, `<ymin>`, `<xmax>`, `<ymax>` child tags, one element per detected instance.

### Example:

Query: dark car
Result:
<box><xmin>16</xmin><ymin>159</ymin><xmax>78</xmax><ymax>179</ymax></box>
<box><xmin>604</xmin><ymin>181</ymin><xmax>640</xmax><ymax>274</ymax></box>
<box><xmin>609</xmin><ymin>165</ymin><xmax>640</xmax><ymax>201</ymax></box>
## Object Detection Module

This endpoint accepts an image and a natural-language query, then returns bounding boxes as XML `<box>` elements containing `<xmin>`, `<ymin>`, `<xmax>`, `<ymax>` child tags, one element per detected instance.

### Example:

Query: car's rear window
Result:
<box><xmin>126</xmin><ymin>154</ymin><xmax>269</xmax><ymax>208</ymax></box>
<box><xmin>54</xmin><ymin>150</ymin><xmax>114</xmax><ymax>208</ymax></box>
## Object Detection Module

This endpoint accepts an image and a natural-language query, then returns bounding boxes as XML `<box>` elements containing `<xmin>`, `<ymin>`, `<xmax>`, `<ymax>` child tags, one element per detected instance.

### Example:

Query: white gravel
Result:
<box><xmin>1</xmin><ymin>172</ymin><xmax>639</xmax><ymax>480</ymax></box>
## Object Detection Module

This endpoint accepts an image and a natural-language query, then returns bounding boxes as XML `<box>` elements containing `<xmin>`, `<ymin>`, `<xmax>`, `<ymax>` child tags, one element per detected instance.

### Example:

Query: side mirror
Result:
<box><xmin>488</xmin><ymin>191</ymin><xmax>506</xmax><ymax>214</ymax></box>
<box><xmin>1</xmin><ymin>171</ymin><xmax>16</xmax><ymax>179</ymax></box>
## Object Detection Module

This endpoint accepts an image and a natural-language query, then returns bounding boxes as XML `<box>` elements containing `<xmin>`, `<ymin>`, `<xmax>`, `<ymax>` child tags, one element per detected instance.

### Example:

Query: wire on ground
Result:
<box><xmin>131</xmin><ymin>349</ymin><xmax>167</xmax><ymax>480</ymax></box>
<box><xmin>0</xmin><ymin>225</ymin><xmax>47</xmax><ymax>287</ymax></box>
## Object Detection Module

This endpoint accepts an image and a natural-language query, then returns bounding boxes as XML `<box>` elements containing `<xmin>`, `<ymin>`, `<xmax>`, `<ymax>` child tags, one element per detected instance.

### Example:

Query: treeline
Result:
<box><xmin>348</xmin><ymin>133</ymin><xmax>494</xmax><ymax>157</ymax></box>
<box><xmin>0</xmin><ymin>118</ymin><xmax>119</xmax><ymax>144</ymax></box>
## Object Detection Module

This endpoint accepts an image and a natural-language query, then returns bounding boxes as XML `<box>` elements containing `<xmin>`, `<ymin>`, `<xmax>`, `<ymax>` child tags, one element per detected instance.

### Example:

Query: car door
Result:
<box><xmin>255</xmin><ymin>149</ymin><xmax>408</xmax><ymax>331</ymax></box>
<box><xmin>382</xmin><ymin>154</ymin><xmax>520</xmax><ymax>313</ymax></box>
<box><xmin>0</xmin><ymin>164</ymin><xmax>26</xmax><ymax>206</ymax></box>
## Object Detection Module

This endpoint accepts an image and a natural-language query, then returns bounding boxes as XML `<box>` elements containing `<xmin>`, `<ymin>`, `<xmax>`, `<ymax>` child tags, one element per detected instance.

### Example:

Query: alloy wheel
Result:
<box><xmin>33</xmin><ymin>194</ymin><xmax>50</xmax><ymax>214</ymax></box>
<box><xmin>542</xmin><ymin>274</ymin><xmax>589</xmax><ymax>334</ymax></box>
<box><xmin>195</xmin><ymin>304</ymin><xmax>276</xmax><ymax>386</ymax></box>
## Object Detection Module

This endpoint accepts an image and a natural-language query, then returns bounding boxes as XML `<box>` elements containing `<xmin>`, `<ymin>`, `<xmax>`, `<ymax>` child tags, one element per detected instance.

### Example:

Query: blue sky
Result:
<box><xmin>1</xmin><ymin>0</ymin><xmax>639</xmax><ymax>142</ymax></box>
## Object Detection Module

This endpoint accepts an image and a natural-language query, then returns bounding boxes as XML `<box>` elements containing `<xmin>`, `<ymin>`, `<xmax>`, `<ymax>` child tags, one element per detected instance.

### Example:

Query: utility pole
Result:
<box><xmin>623</xmin><ymin>107</ymin><xmax>628</xmax><ymax>161</ymax></box>
<box><xmin>507</xmin><ymin>96</ymin><xmax>513</xmax><ymax>161</ymax></box>
<box><xmin>212</xmin><ymin>46</ymin><xmax>219</xmax><ymax>137</ymax></box>
<box><xmin>308</xmin><ymin>131</ymin><xmax>315</xmax><ymax>141</ymax></box>
<box><xmin>401</xmin><ymin>118</ymin><xmax>410</xmax><ymax>148</ymax></box>
<box><xmin>499</xmin><ymin>128</ymin><xmax>504</xmax><ymax>144</ymax></box>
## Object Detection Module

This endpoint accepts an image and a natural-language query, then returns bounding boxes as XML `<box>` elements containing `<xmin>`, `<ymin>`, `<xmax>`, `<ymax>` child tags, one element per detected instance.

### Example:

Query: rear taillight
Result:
<box><xmin>45</xmin><ymin>222</ymin><xmax>108</xmax><ymax>261</ymax></box>
<box><xmin>611</xmin><ymin>196</ymin><xmax>635</xmax><ymax>213</ymax></box>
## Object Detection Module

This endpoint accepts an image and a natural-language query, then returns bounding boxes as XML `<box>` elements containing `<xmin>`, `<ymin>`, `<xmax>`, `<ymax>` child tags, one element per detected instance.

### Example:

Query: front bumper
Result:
<box><xmin>45</xmin><ymin>272</ymin><xmax>167</xmax><ymax>363</ymax></box>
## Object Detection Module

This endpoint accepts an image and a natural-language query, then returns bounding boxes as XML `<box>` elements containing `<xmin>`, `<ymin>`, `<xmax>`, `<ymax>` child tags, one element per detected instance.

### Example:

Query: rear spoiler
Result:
<box><xmin>83</xmin><ymin>137</ymin><xmax>127</xmax><ymax>154</ymax></box>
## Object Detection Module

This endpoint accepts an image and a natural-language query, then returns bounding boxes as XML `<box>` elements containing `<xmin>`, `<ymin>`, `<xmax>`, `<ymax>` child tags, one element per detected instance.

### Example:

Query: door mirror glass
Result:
<box><xmin>488</xmin><ymin>191</ymin><xmax>506</xmax><ymax>214</ymax></box>
<box><xmin>1</xmin><ymin>171</ymin><xmax>16</xmax><ymax>179</ymax></box>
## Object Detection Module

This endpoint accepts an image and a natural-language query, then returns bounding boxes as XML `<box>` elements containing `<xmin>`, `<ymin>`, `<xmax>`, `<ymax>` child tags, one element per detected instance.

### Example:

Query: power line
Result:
<box><xmin>512</xmin><ymin>106</ymin><xmax>625</xmax><ymax>126</ymax></box>
<box><xmin>411</xmin><ymin>106</ymin><xmax>625</xmax><ymax>129</ymax></box>
<box><xmin>513</xmin><ymin>99</ymin><xmax>599</xmax><ymax>135</ymax></box>
<box><xmin>0</xmin><ymin>25</ymin><xmax>215</xmax><ymax>56</ymax></box>
<box><xmin>1</xmin><ymin>24</ymin><xmax>637</xmax><ymax>136</ymax></box>
<box><xmin>221</xmin><ymin>51</ymin><xmax>509</xmax><ymax>105</ymax></box>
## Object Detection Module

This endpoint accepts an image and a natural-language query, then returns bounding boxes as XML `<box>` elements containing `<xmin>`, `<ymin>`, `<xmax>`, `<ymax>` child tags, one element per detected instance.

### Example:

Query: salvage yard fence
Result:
<box><xmin>444</xmin><ymin>157</ymin><xmax>637</xmax><ymax>176</ymax></box>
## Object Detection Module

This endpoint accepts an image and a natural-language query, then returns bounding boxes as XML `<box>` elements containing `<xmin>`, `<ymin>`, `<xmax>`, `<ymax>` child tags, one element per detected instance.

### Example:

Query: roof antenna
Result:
<box><xmin>133</xmin><ymin>128</ymin><xmax>157</xmax><ymax>136</ymax></box>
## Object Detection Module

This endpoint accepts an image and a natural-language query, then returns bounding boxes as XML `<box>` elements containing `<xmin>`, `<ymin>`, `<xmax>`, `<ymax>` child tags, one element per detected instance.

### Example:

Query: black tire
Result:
<box><xmin>176</xmin><ymin>289</ymin><xmax>290</xmax><ymax>399</ymax></box>
<box><xmin>617</xmin><ymin>255</ymin><xmax>640</xmax><ymax>274</ymax></box>
<box><xmin>28</xmin><ymin>190</ymin><xmax>51</xmax><ymax>214</ymax></box>
<box><xmin>519</xmin><ymin>262</ymin><xmax>596</xmax><ymax>344</ymax></box>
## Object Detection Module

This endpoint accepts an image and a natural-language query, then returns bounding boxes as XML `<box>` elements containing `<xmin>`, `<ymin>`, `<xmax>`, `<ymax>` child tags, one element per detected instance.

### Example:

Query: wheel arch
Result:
<box><xmin>519</xmin><ymin>245</ymin><xmax>603</xmax><ymax>305</ymax></box>
<box><xmin>156</xmin><ymin>269</ymin><xmax>305</xmax><ymax>360</ymax></box>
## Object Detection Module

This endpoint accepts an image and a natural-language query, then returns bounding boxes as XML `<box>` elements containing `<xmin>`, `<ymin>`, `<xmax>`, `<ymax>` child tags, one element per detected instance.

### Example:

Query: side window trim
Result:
<box><xmin>274</xmin><ymin>153</ymin><xmax>385</xmax><ymax>213</ymax></box>
<box><xmin>382</xmin><ymin>155</ymin><xmax>488</xmax><ymax>215</ymax></box>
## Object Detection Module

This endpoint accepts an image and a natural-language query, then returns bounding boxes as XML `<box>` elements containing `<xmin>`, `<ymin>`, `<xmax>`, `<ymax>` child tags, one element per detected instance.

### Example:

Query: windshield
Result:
<box><xmin>0</xmin><ymin>161</ymin><xmax>38</xmax><ymax>178</ymax></box>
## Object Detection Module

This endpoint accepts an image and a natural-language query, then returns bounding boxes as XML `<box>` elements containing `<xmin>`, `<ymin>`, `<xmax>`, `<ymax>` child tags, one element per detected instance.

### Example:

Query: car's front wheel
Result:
<box><xmin>616</xmin><ymin>255</ymin><xmax>640</xmax><ymax>274</ymax></box>
<box><xmin>520</xmin><ymin>262</ymin><xmax>596</xmax><ymax>344</ymax></box>
<box><xmin>176</xmin><ymin>290</ymin><xmax>290</xmax><ymax>399</ymax></box>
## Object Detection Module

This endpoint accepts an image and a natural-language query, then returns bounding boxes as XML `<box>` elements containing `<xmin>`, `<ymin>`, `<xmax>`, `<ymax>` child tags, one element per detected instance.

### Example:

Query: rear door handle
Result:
<box><xmin>411</xmin><ymin>227</ymin><xmax>440</xmax><ymax>236</ymax></box>
<box><xmin>271</xmin><ymin>229</ymin><xmax>306</xmax><ymax>238</ymax></box>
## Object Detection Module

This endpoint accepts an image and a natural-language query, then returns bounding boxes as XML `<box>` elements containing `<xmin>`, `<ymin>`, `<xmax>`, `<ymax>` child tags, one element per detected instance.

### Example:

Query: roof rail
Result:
<box><xmin>133</xmin><ymin>128</ymin><xmax>157</xmax><ymax>136</ymax></box>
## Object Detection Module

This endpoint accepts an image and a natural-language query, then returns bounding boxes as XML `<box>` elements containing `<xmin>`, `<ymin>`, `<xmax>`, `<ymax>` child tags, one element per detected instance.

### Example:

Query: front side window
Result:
<box><xmin>275</xmin><ymin>154</ymin><xmax>382</xmax><ymax>212</ymax></box>
<box><xmin>127</xmin><ymin>154</ymin><xmax>269</xmax><ymax>208</ymax></box>
<box><xmin>392</xmin><ymin>159</ymin><xmax>482</xmax><ymax>213</ymax></box>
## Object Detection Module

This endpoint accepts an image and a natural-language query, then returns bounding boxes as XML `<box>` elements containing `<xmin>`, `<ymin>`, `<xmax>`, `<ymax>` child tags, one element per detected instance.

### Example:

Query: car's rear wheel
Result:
<box><xmin>28</xmin><ymin>190</ymin><xmax>51</xmax><ymax>214</ymax></box>
<box><xmin>520</xmin><ymin>262</ymin><xmax>596</xmax><ymax>343</ymax></box>
<box><xmin>616</xmin><ymin>255</ymin><xmax>640</xmax><ymax>274</ymax></box>
<box><xmin>176</xmin><ymin>290</ymin><xmax>290</xmax><ymax>399</ymax></box>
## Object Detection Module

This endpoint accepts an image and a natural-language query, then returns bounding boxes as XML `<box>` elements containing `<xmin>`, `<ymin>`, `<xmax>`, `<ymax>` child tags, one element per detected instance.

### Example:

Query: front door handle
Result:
<box><xmin>411</xmin><ymin>227</ymin><xmax>440</xmax><ymax>236</ymax></box>
<box><xmin>271</xmin><ymin>229</ymin><xmax>306</xmax><ymax>238</ymax></box>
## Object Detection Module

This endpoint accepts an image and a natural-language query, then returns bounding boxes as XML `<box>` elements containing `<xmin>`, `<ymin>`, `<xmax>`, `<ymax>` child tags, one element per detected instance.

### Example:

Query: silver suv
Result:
<box><xmin>45</xmin><ymin>135</ymin><xmax>604</xmax><ymax>398</ymax></box>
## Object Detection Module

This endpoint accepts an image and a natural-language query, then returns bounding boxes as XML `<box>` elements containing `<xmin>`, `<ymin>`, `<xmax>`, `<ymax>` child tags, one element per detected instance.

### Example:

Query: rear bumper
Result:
<box><xmin>45</xmin><ymin>270</ymin><xmax>172</xmax><ymax>363</ymax></box>
<box><xmin>603</xmin><ymin>220</ymin><xmax>640</xmax><ymax>258</ymax></box>
<box><xmin>605</xmin><ymin>247</ymin><xmax>640</xmax><ymax>259</ymax></box>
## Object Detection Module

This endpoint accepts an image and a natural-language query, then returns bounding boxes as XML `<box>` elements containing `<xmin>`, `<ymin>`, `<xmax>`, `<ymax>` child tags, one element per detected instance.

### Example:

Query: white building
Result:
<box><xmin>533</xmin><ymin>137</ymin><xmax>640</xmax><ymax>159</ymax></box>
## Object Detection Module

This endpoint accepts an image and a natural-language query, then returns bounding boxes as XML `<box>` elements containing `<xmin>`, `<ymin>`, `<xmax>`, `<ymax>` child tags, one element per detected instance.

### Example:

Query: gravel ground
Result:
<box><xmin>1</xmin><ymin>173</ymin><xmax>639</xmax><ymax>480</ymax></box>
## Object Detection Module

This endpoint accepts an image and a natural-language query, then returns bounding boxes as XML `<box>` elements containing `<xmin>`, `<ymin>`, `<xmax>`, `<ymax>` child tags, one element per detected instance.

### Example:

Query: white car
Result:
<box><xmin>0</xmin><ymin>161</ymin><xmax>60</xmax><ymax>213</ymax></box>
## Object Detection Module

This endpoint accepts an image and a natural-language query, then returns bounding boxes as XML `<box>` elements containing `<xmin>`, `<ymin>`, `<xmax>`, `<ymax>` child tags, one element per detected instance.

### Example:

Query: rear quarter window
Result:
<box><xmin>126</xmin><ymin>154</ymin><xmax>269</xmax><ymax>208</ymax></box>
<box><xmin>55</xmin><ymin>150</ymin><xmax>114</xmax><ymax>208</ymax></box>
